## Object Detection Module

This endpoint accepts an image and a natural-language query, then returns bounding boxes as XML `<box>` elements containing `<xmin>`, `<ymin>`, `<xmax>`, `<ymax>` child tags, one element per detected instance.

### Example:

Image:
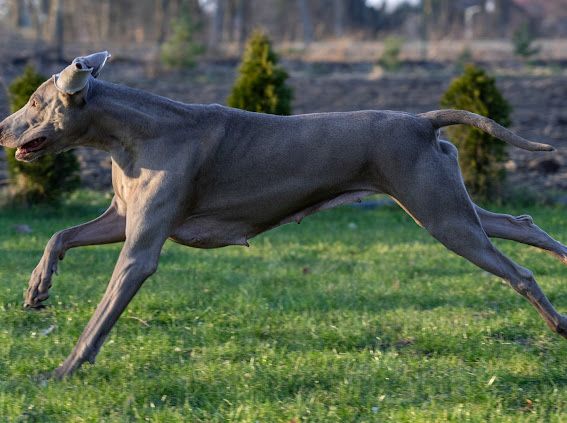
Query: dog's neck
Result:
<box><xmin>84</xmin><ymin>79</ymin><xmax>200</xmax><ymax>164</ymax></box>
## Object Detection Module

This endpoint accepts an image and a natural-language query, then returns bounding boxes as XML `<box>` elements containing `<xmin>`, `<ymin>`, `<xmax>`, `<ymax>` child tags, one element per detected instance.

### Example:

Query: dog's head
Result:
<box><xmin>0</xmin><ymin>51</ymin><xmax>110</xmax><ymax>162</ymax></box>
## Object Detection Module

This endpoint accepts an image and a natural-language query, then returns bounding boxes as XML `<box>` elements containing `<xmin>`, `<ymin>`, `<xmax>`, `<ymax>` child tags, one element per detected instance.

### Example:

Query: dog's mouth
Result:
<box><xmin>16</xmin><ymin>137</ymin><xmax>48</xmax><ymax>160</ymax></box>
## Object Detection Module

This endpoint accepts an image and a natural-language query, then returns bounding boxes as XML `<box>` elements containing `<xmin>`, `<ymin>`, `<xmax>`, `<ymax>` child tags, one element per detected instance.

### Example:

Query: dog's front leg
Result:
<box><xmin>25</xmin><ymin>196</ymin><xmax>126</xmax><ymax>308</ymax></box>
<box><xmin>51</xmin><ymin>191</ymin><xmax>177</xmax><ymax>379</ymax></box>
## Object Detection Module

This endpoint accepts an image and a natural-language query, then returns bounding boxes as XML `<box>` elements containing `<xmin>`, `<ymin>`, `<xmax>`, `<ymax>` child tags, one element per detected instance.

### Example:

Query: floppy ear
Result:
<box><xmin>75</xmin><ymin>51</ymin><xmax>111</xmax><ymax>78</ymax></box>
<box><xmin>53</xmin><ymin>51</ymin><xmax>111</xmax><ymax>95</ymax></box>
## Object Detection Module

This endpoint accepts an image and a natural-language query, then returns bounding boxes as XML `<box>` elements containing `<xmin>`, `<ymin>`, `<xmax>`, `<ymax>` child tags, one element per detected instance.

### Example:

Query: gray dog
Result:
<box><xmin>1</xmin><ymin>52</ymin><xmax>566</xmax><ymax>379</ymax></box>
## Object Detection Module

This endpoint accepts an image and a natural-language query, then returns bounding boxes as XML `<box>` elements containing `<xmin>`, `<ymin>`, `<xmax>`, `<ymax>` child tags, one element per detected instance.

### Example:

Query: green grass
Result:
<box><xmin>1</xmin><ymin>191</ymin><xmax>567</xmax><ymax>422</ymax></box>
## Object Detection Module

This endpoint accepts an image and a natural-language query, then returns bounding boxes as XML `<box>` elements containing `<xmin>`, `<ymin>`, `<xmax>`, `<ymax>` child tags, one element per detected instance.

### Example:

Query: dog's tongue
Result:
<box><xmin>16</xmin><ymin>137</ymin><xmax>46</xmax><ymax>159</ymax></box>
<box><xmin>15</xmin><ymin>148</ymin><xmax>27</xmax><ymax>160</ymax></box>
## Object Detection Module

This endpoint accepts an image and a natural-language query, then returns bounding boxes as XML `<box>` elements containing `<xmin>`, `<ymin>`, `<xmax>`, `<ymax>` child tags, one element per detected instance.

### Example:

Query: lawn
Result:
<box><xmin>1</xmin><ymin>191</ymin><xmax>567</xmax><ymax>422</ymax></box>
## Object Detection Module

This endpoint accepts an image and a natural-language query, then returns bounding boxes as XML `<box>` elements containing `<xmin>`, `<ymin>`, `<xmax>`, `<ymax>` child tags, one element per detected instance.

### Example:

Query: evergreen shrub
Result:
<box><xmin>5</xmin><ymin>65</ymin><xmax>80</xmax><ymax>205</ymax></box>
<box><xmin>440</xmin><ymin>65</ymin><xmax>512</xmax><ymax>202</ymax></box>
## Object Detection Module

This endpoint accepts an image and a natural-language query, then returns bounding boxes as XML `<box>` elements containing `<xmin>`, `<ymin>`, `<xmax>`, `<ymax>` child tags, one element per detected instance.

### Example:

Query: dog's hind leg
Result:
<box><xmin>433</xmin><ymin>140</ymin><xmax>567</xmax><ymax>263</ymax></box>
<box><xmin>476</xmin><ymin>205</ymin><xmax>567</xmax><ymax>265</ymax></box>
<box><xmin>391</xmin><ymin>153</ymin><xmax>567</xmax><ymax>337</ymax></box>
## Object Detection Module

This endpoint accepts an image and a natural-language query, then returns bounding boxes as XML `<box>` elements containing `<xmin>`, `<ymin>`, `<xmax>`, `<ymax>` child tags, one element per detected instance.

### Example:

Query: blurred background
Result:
<box><xmin>0</xmin><ymin>0</ymin><xmax>566</xmax><ymax>199</ymax></box>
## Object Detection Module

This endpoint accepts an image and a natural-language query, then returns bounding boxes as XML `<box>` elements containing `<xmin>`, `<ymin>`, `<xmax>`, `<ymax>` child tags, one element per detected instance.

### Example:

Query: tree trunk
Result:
<box><xmin>496</xmin><ymin>0</ymin><xmax>512</xmax><ymax>38</ymax></box>
<box><xmin>11</xmin><ymin>0</ymin><xmax>30</xmax><ymax>28</ymax></box>
<box><xmin>236</xmin><ymin>0</ymin><xmax>247</xmax><ymax>48</ymax></box>
<box><xmin>333</xmin><ymin>0</ymin><xmax>344</xmax><ymax>37</ymax></box>
<box><xmin>421</xmin><ymin>0</ymin><xmax>432</xmax><ymax>60</ymax></box>
<box><xmin>100</xmin><ymin>0</ymin><xmax>111</xmax><ymax>41</ymax></box>
<box><xmin>296</xmin><ymin>0</ymin><xmax>313</xmax><ymax>44</ymax></box>
<box><xmin>30</xmin><ymin>0</ymin><xmax>48</xmax><ymax>65</ymax></box>
<box><xmin>209</xmin><ymin>0</ymin><xmax>225</xmax><ymax>48</ymax></box>
<box><xmin>49</xmin><ymin>0</ymin><xmax>64</xmax><ymax>62</ymax></box>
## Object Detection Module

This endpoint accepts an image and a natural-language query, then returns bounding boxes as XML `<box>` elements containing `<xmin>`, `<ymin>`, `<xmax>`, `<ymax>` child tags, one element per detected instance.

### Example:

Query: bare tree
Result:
<box><xmin>29</xmin><ymin>0</ymin><xmax>47</xmax><ymax>51</ymax></box>
<box><xmin>151</xmin><ymin>0</ymin><xmax>170</xmax><ymax>72</ymax></box>
<box><xmin>47</xmin><ymin>0</ymin><xmax>64</xmax><ymax>61</ymax></box>
<box><xmin>100</xmin><ymin>0</ymin><xmax>111</xmax><ymax>41</ymax></box>
<box><xmin>235</xmin><ymin>0</ymin><xmax>248</xmax><ymax>47</ymax></box>
<box><xmin>333</xmin><ymin>0</ymin><xmax>344</xmax><ymax>37</ymax></box>
<box><xmin>209</xmin><ymin>0</ymin><xmax>225</xmax><ymax>48</ymax></box>
<box><xmin>296</xmin><ymin>0</ymin><xmax>313</xmax><ymax>44</ymax></box>
<box><xmin>9</xmin><ymin>0</ymin><xmax>29</xmax><ymax>28</ymax></box>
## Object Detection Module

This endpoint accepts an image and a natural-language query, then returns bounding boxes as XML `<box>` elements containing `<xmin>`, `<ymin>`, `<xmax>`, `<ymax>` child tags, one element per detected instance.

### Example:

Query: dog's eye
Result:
<box><xmin>30</xmin><ymin>99</ymin><xmax>37</xmax><ymax>108</ymax></box>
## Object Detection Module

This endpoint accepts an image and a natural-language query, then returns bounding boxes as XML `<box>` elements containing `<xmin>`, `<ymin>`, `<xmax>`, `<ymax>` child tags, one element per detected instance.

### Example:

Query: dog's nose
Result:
<box><xmin>0</xmin><ymin>120</ymin><xmax>7</xmax><ymax>146</ymax></box>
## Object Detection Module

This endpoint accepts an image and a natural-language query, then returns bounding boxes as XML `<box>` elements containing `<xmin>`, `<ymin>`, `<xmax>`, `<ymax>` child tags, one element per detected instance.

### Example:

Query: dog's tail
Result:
<box><xmin>419</xmin><ymin>109</ymin><xmax>554</xmax><ymax>152</ymax></box>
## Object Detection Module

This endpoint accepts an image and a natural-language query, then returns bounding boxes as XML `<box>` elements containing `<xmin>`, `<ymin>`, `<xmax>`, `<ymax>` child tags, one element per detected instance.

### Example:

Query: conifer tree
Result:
<box><xmin>441</xmin><ymin>65</ymin><xmax>511</xmax><ymax>202</ymax></box>
<box><xmin>228</xmin><ymin>31</ymin><xmax>292</xmax><ymax>115</ymax></box>
<box><xmin>6</xmin><ymin>65</ymin><xmax>80</xmax><ymax>205</ymax></box>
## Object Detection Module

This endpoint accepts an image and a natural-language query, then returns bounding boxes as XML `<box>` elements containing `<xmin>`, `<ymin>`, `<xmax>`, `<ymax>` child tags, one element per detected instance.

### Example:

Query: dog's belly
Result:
<box><xmin>170</xmin><ymin>217</ymin><xmax>254</xmax><ymax>248</ymax></box>
<box><xmin>170</xmin><ymin>189</ymin><xmax>377</xmax><ymax>248</ymax></box>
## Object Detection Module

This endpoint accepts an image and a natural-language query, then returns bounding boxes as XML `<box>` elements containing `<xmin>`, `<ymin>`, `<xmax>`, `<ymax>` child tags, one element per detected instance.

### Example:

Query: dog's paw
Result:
<box><xmin>555</xmin><ymin>315</ymin><xmax>567</xmax><ymax>339</ymax></box>
<box><xmin>31</xmin><ymin>370</ymin><xmax>54</xmax><ymax>386</ymax></box>
<box><xmin>25</xmin><ymin>261</ymin><xmax>57</xmax><ymax>307</ymax></box>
